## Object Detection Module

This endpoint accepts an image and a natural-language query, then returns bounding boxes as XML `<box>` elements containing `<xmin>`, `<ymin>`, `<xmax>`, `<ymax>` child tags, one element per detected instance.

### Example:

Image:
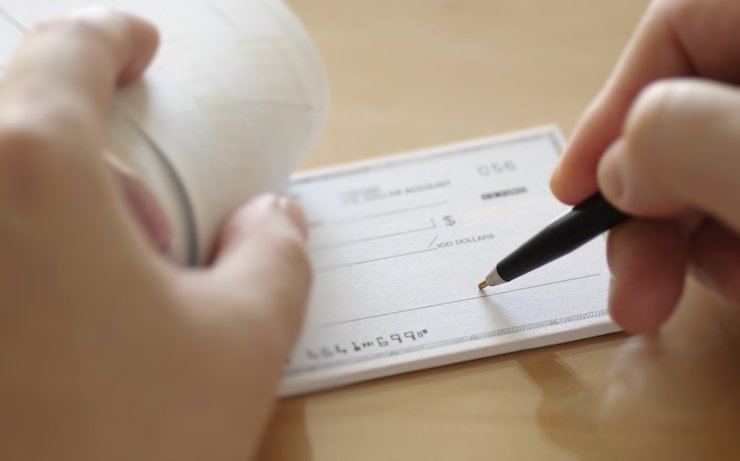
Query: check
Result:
<box><xmin>281</xmin><ymin>126</ymin><xmax>618</xmax><ymax>396</ymax></box>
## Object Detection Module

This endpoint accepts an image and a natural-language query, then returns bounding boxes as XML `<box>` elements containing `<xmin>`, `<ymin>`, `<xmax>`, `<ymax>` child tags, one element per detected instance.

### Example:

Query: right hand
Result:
<box><xmin>550</xmin><ymin>0</ymin><xmax>740</xmax><ymax>333</ymax></box>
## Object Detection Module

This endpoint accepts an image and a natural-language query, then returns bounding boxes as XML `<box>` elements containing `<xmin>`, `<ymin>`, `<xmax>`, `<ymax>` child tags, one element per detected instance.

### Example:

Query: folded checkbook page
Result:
<box><xmin>0</xmin><ymin>1</ymin><xmax>617</xmax><ymax>396</ymax></box>
<box><xmin>282</xmin><ymin>126</ymin><xmax>619</xmax><ymax>396</ymax></box>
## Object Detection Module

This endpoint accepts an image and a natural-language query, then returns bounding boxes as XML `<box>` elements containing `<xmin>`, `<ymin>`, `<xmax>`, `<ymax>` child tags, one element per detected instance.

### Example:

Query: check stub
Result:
<box><xmin>281</xmin><ymin>126</ymin><xmax>618</xmax><ymax>396</ymax></box>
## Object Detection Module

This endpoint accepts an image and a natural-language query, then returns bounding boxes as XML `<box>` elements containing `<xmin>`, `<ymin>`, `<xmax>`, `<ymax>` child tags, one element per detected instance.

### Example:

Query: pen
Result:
<box><xmin>478</xmin><ymin>192</ymin><xmax>630</xmax><ymax>289</ymax></box>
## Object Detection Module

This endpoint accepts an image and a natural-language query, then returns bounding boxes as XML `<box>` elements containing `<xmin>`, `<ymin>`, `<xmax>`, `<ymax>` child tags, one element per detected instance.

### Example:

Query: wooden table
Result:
<box><xmin>256</xmin><ymin>1</ymin><xmax>740</xmax><ymax>459</ymax></box>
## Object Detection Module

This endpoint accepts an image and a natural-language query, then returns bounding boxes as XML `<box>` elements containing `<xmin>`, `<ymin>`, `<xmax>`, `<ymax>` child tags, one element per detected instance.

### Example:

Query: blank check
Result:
<box><xmin>281</xmin><ymin>126</ymin><xmax>618</xmax><ymax>396</ymax></box>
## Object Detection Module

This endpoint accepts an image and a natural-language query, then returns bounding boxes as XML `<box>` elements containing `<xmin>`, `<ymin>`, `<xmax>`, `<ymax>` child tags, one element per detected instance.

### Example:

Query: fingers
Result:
<box><xmin>607</xmin><ymin>219</ymin><xmax>687</xmax><ymax>333</ymax></box>
<box><xmin>599</xmin><ymin>78</ymin><xmax>740</xmax><ymax>332</ymax></box>
<box><xmin>66</xmin><ymin>7</ymin><xmax>160</xmax><ymax>87</ymax></box>
<box><xmin>0</xmin><ymin>9</ymin><xmax>161</xmax><ymax>256</ymax></box>
<box><xmin>0</xmin><ymin>9</ymin><xmax>158</xmax><ymax>158</ymax></box>
<box><xmin>207</xmin><ymin>194</ymin><xmax>311</xmax><ymax>352</ymax></box>
<box><xmin>551</xmin><ymin>2</ymin><xmax>691</xmax><ymax>204</ymax></box>
<box><xmin>550</xmin><ymin>1</ymin><xmax>740</xmax><ymax>334</ymax></box>
<box><xmin>551</xmin><ymin>0</ymin><xmax>740</xmax><ymax>204</ymax></box>
<box><xmin>597</xmin><ymin>79</ymin><xmax>740</xmax><ymax>233</ymax></box>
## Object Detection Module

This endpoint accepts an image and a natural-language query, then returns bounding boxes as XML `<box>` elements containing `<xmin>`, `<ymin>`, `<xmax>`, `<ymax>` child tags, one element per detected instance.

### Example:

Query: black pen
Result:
<box><xmin>478</xmin><ymin>192</ymin><xmax>630</xmax><ymax>289</ymax></box>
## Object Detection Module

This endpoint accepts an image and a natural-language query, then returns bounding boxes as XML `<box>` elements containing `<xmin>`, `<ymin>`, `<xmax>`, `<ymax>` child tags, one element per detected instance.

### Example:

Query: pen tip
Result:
<box><xmin>478</xmin><ymin>280</ymin><xmax>489</xmax><ymax>290</ymax></box>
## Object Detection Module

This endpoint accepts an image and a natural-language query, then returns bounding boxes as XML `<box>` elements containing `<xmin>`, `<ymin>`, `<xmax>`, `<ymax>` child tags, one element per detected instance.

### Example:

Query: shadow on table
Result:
<box><xmin>519</xmin><ymin>280</ymin><xmax>740</xmax><ymax>461</ymax></box>
<box><xmin>255</xmin><ymin>397</ymin><xmax>312</xmax><ymax>461</ymax></box>
<box><xmin>517</xmin><ymin>348</ymin><xmax>612</xmax><ymax>461</ymax></box>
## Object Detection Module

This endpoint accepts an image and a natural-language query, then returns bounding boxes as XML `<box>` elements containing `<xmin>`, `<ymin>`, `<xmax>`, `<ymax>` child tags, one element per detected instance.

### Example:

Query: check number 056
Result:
<box><xmin>477</xmin><ymin>160</ymin><xmax>516</xmax><ymax>176</ymax></box>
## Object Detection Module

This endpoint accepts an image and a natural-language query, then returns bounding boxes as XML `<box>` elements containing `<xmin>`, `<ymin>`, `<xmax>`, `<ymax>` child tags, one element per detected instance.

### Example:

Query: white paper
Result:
<box><xmin>281</xmin><ymin>126</ymin><xmax>618</xmax><ymax>396</ymax></box>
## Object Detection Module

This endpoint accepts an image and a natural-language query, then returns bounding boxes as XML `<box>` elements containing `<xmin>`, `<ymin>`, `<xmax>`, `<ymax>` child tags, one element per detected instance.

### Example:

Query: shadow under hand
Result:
<box><xmin>517</xmin><ymin>347</ymin><xmax>614</xmax><ymax>461</ymax></box>
<box><xmin>255</xmin><ymin>397</ymin><xmax>312</xmax><ymax>461</ymax></box>
<box><xmin>596</xmin><ymin>278</ymin><xmax>740</xmax><ymax>461</ymax></box>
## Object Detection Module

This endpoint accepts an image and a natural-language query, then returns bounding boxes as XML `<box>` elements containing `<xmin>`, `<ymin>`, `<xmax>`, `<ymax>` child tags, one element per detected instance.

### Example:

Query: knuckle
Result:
<box><xmin>0</xmin><ymin>138</ymin><xmax>58</xmax><ymax>211</ymax></box>
<box><xmin>623</xmin><ymin>79</ymin><xmax>691</xmax><ymax>171</ymax></box>
<box><xmin>0</xmin><ymin>117</ymin><xmax>98</xmax><ymax>207</ymax></box>
<box><xmin>30</xmin><ymin>8</ymin><xmax>125</xmax><ymax>47</ymax></box>
<box><xmin>0</xmin><ymin>124</ymin><xmax>52</xmax><ymax>208</ymax></box>
<box><xmin>629</xmin><ymin>80</ymin><xmax>677</xmax><ymax>130</ymax></box>
<box><xmin>31</xmin><ymin>16</ymin><xmax>89</xmax><ymax>39</ymax></box>
<box><xmin>0</xmin><ymin>121</ymin><xmax>54</xmax><ymax>179</ymax></box>
<box><xmin>0</xmin><ymin>120</ymin><xmax>52</xmax><ymax>155</ymax></box>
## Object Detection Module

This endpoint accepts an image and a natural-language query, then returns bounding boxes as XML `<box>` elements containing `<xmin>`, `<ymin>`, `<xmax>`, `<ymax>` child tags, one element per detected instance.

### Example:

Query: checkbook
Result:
<box><xmin>281</xmin><ymin>126</ymin><xmax>619</xmax><ymax>396</ymax></box>
<box><xmin>0</xmin><ymin>3</ymin><xmax>614</xmax><ymax>398</ymax></box>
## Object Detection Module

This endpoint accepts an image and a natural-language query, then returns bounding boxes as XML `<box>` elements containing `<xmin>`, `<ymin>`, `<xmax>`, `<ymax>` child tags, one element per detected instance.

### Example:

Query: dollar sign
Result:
<box><xmin>443</xmin><ymin>215</ymin><xmax>456</xmax><ymax>226</ymax></box>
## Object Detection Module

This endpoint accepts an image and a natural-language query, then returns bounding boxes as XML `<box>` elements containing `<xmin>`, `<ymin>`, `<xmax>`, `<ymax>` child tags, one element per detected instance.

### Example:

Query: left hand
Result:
<box><xmin>0</xmin><ymin>9</ymin><xmax>312</xmax><ymax>461</ymax></box>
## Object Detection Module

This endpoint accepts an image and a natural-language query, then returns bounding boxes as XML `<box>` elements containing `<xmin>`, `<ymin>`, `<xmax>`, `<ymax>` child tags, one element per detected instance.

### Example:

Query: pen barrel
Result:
<box><xmin>497</xmin><ymin>193</ymin><xmax>629</xmax><ymax>282</ymax></box>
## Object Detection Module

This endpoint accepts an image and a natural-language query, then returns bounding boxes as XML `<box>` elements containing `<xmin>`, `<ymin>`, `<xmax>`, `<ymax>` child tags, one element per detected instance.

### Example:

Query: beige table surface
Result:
<box><xmin>256</xmin><ymin>1</ymin><xmax>738</xmax><ymax>459</ymax></box>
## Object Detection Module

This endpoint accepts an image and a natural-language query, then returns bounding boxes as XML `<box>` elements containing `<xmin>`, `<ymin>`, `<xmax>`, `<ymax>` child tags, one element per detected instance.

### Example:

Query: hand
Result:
<box><xmin>0</xmin><ymin>9</ymin><xmax>311</xmax><ymax>461</ymax></box>
<box><xmin>550</xmin><ymin>0</ymin><xmax>740</xmax><ymax>333</ymax></box>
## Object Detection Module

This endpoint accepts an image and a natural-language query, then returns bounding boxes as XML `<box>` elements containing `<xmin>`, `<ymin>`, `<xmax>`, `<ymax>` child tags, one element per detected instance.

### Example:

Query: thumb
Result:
<box><xmin>597</xmin><ymin>78</ymin><xmax>740</xmax><ymax>232</ymax></box>
<box><xmin>208</xmin><ymin>194</ymin><xmax>312</xmax><ymax>348</ymax></box>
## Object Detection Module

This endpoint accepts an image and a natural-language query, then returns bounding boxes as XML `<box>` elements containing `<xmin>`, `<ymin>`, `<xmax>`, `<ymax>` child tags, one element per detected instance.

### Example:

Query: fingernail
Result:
<box><xmin>597</xmin><ymin>141</ymin><xmax>626</xmax><ymax>203</ymax></box>
<box><xmin>277</xmin><ymin>196</ymin><xmax>309</xmax><ymax>240</ymax></box>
